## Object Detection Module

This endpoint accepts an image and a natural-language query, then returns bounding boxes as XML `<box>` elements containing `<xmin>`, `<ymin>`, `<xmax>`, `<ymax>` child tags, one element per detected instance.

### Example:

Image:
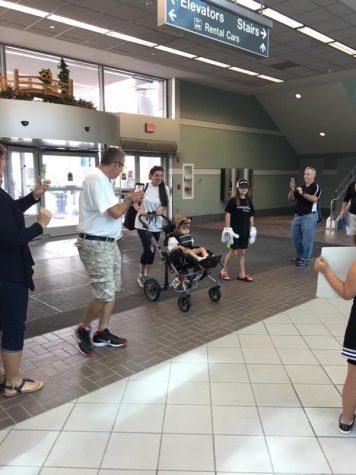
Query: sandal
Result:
<box><xmin>219</xmin><ymin>271</ymin><xmax>231</xmax><ymax>281</ymax></box>
<box><xmin>3</xmin><ymin>378</ymin><xmax>44</xmax><ymax>398</ymax></box>
<box><xmin>237</xmin><ymin>275</ymin><xmax>253</xmax><ymax>282</ymax></box>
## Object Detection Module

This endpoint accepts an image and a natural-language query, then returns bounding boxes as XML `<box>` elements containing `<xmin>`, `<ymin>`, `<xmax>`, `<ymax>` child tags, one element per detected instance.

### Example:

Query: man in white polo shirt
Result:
<box><xmin>75</xmin><ymin>147</ymin><xmax>144</xmax><ymax>356</ymax></box>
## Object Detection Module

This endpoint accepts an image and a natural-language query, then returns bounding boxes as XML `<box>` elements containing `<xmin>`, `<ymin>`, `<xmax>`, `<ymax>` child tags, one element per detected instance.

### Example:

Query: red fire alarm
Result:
<box><xmin>145</xmin><ymin>122</ymin><xmax>155</xmax><ymax>133</ymax></box>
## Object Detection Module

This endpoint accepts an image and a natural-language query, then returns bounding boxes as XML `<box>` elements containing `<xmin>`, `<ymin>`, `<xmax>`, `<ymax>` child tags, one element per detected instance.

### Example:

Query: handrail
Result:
<box><xmin>334</xmin><ymin>164</ymin><xmax>356</xmax><ymax>196</ymax></box>
<box><xmin>1</xmin><ymin>68</ymin><xmax>73</xmax><ymax>96</ymax></box>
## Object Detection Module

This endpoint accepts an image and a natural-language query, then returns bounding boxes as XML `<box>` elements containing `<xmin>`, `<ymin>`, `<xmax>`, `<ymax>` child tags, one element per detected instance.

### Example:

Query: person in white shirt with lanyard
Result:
<box><xmin>75</xmin><ymin>147</ymin><xmax>144</xmax><ymax>356</ymax></box>
<box><xmin>133</xmin><ymin>166</ymin><xmax>170</xmax><ymax>287</ymax></box>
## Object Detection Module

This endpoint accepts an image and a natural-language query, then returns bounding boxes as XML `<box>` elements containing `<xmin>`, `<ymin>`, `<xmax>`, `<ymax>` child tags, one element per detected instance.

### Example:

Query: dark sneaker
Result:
<box><xmin>296</xmin><ymin>260</ymin><xmax>309</xmax><ymax>266</ymax></box>
<box><xmin>339</xmin><ymin>414</ymin><xmax>355</xmax><ymax>434</ymax></box>
<box><xmin>291</xmin><ymin>257</ymin><xmax>301</xmax><ymax>262</ymax></box>
<box><xmin>74</xmin><ymin>326</ymin><xmax>93</xmax><ymax>356</ymax></box>
<box><xmin>93</xmin><ymin>328</ymin><xmax>127</xmax><ymax>348</ymax></box>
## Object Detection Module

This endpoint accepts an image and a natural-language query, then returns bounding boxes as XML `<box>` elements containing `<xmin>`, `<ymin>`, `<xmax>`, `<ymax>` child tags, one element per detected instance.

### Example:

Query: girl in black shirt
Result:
<box><xmin>220</xmin><ymin>179</ymin><xmax>255</xmax><ymax>282</ymax></box>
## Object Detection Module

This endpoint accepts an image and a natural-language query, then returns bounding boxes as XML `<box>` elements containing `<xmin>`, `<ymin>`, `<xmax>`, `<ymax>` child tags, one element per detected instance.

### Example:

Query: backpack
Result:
<box><xmin>123</xmin><ymin>183</ymin><xmax>148</xmax><ymax>230</ymax></box>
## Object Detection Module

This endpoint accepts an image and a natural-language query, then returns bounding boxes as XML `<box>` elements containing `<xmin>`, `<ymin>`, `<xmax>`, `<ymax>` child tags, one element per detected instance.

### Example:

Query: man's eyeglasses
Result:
<box><xmin>113</xmin><ymin>161</ymin><xmax>125</xmax><ymax>168</ymax></box>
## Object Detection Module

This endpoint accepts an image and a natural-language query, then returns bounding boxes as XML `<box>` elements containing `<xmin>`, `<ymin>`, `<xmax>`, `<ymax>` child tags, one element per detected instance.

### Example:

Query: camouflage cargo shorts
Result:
<box><xmin>76</xmin><ymin>237</ymin><xmax>121</xmax><ymax>301</ymax></box>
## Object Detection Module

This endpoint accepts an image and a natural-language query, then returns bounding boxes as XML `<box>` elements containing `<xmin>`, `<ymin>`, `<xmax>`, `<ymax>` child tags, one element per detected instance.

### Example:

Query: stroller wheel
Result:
<box><xmin>144</xmin><ymin>278</ymin><xmax>161</xmax><ymax>301</ymax></box>
<box><xmin>178</xmin><ymin>296</ymin><xmax>191</xmax><ymax>312</ymax></box>
<box><xmin>208</xmin><ymin>286</ymin><xmax>221</xmax><ymax>303</ymax></box>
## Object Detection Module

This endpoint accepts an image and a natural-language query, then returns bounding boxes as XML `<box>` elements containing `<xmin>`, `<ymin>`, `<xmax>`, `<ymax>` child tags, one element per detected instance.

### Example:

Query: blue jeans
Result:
<box><xmin>291</xmin><ymin>213</ymin><xmax>318</xmax><ymax>264</ymax></box>
<box><xmin>0</xmin><ymin>281</ymin><xmax>28</xmax><ymax>352</ymax></box>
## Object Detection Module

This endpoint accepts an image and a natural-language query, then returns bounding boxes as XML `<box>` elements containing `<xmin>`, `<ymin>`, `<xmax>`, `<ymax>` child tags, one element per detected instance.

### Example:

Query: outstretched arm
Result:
<box><xmin>315</xmin><ymin>257</ymin><xmax>356</xmax><ymax>300</ymax></box>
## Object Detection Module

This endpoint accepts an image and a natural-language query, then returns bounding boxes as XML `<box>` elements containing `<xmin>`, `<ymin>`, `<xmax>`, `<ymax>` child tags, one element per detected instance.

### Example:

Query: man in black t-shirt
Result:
<box><xmin>288</xmin><ymin>167</ymin><xmax>322</xmax><ymax>266</ymax></box>
<box><xmin>338</xmin><ymin>181</ymin><xmax>356</xmax><ymax>246</ymax></box>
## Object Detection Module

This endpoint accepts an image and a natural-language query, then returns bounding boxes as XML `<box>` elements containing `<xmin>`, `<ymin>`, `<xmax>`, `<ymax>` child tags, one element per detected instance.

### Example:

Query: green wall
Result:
<box><xmin>180</xmin><ymin>81</ymin><xmax>278</xmax><ymax>130</ymax></box>
<box><xmin>180</xmin><ymin>125</ymin><xmax>296</xmax><ymax>169</ymax></box>
<box><xmin>176</xmin><ymin>81</ymin><xmax>298</xmax><ymax>218</ymax></box>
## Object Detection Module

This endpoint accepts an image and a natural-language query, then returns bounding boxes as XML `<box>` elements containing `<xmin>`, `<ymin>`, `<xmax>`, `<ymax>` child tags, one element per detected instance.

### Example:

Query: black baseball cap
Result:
<box><xmin>236</xmin><ymin>178</ymin><xmax>249</xmax><ymax>188</ymax></box>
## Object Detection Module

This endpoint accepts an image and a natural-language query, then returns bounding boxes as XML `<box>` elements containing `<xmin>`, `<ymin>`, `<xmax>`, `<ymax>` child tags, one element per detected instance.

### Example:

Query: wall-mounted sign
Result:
<box><xmin>158</xmin><ymin>0</ymin><xmax>272</xmax><ymax>58</ymax></box>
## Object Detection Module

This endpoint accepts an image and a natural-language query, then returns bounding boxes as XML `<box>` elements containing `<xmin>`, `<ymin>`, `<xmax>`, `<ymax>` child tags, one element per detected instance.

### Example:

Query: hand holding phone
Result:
<box><xmin>290</xmin><ymin>177</ymin><xmax>295</xmax><ymax>189</ymax></box>
<box><xmin>135</xmin><ymin>183</ymin><xmax>145</xmax><ymax>192</ymax></box>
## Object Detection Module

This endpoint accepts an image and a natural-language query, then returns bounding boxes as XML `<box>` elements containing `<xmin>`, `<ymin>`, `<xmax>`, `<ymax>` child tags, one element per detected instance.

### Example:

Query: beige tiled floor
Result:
<box><xmin>0</xmin><ymin>296</ymin><xmax>355</xmax><ymax>474</ymax></box>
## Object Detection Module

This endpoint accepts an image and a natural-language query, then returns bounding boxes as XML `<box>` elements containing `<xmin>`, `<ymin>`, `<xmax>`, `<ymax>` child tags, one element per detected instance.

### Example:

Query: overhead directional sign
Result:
<box><xmin>158</xmin><ymin>0</ymin><xmax>272</xmax><ymax>58</ymax></box>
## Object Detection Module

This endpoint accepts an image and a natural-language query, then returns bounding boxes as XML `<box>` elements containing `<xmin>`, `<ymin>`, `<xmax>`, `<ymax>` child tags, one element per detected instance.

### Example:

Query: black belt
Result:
<box><xmin>79</xmin><ymin>233</ymin><xmax>115</xmax><ymax>242</ymax></box>
<box><xmin>296</xmin><ymin>212</ymin><xmax>316</xmax><ymax>216</ymax></box>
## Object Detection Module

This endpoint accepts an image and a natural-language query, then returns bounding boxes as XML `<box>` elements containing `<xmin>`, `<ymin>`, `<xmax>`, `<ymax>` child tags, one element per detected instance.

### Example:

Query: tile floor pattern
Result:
<box><xmin>0</xmin><ymin>296</ymin><xmax>354</xmax><ymax>474</ymax></box>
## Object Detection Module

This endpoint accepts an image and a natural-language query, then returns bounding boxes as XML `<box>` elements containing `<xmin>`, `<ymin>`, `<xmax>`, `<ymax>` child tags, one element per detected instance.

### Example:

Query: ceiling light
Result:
<box><xmin>295</xmin><ymin>93</ymin><xmax>302</xmax><ymax>99</ymax></box>
<box><xmin>329</xmin><ymin>41</ymin><xmax>356</xmax><ymax>55</ymax></box>
<box><xmin>257</xmin><ymin>74</ymin><xmax>284</xmax><ymax>83</ymax></box>
<box><xmin>106</xmin><ymin>31</ymin><xmax>157</xmax><ymax>47</ymax></box>
<box><xmin>47</xmin><ymin>15</ymin><xmax>110</xmax><ymax>34</ymax></box>
<box><xmin>49</xmin><ymin>25</ymin><xmax>55</xmax><ymax>29</ymax></box>
<box><xmin>320</xmin><ymin>132</ymin><xmax>326</xmax><ymax>137</ymax></box>
<box><xmin>297</xmin><ymin>26</ymin><xmax>334</xmax><ymax>43</ymax></box>
<box><xmin>229</xmin><ymin>66</ymin><xmax>258</xmax><ymax>76</ymax></box>
<box><xmin>0</xmin><ymin>0</ymin><xmax>48</xmax><ymax>17</ymax></box>
<box><xmin>154</xmin><ymin>45</ymin><xmax>196</xmax><ymax>58</ymax></box>
<box><xmin>263</xmin><ymin>8</ymin><xmax>303</xmax><ymax>29</ymax></box>
<box><xmin>195</xmin><ymin>57</ymin><xmax>230</xmax><ymax>68</ymax></box>
<box><xmin>233</xmin><ymin>0</ymin><xmax>262</xmax><ymax>11</ymax></box>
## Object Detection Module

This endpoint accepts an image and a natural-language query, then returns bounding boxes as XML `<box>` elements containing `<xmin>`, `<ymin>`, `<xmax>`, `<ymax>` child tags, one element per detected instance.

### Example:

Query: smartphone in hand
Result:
<box><xmin>135</xmin><ymin>183</ymin><xmax>145</xmax><ymax>192</ymax></box>
<box><xmin>290</xmin><ymin>177</ymin><xmax>295</xmax><ymax>187</ymax></box>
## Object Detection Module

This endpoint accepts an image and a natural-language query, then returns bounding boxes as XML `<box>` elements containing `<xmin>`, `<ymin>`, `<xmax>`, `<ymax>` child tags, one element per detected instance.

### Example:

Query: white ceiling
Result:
<box><xmin>1</xmin><ymin>0</ymin><xmax>356</xmax><ymax>154</ymax></box>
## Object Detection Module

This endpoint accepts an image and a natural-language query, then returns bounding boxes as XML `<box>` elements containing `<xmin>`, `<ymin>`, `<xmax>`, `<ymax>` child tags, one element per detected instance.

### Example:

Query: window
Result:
<box><xmin>5</xmin><ymin>47</ymin><xmax>100</xmax><ymax>109</ymax></box>
<box><xmin>4</xmin><ymin>46</ymin><xmax>167</xmax><ymax>116</ymax></box>
<box><xmin>104</xmin><ymin>68</ymin><xmax>165</xmax><ymax>117</ymax></box>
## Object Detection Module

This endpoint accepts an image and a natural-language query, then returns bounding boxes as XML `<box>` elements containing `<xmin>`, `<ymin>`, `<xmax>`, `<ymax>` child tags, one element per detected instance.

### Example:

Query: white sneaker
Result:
<box><xmin>138</xmin><ymin>275</ymin><xmax>150</xmax><ymax>287</ymax></box>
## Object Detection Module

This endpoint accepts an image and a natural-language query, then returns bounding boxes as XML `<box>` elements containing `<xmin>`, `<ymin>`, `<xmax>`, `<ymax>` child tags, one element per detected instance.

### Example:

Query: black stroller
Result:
<box><xmin>139</xmin><ymin>213</ymin><xmax>222</xmax><ymax>312</ymax></box>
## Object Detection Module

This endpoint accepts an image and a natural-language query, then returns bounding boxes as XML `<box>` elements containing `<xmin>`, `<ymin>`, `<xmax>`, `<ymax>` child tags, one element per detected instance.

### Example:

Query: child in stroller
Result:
<box><xmin>167</xmin><ymin>215</ymin><xmax>217</xmax><ymax>269</ymax></box>
<box><xmin>139</xmin><ymin>213</ymin><xmax>222</xmax><ymax>312</ymax></box>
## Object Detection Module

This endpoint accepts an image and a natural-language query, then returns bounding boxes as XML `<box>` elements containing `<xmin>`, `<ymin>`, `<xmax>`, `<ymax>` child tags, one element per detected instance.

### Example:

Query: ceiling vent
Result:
<box><xmin>271</xmin><ymin>60</ymin><xmax>300</xmax><ymax>70</ymax></box>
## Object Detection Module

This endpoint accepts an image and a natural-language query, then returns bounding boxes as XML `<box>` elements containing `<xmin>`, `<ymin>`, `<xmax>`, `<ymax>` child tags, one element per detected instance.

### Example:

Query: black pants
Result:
<box><xmin>137</xmin><ymin>229</ymin><xmax>161</xmax><ymax>265</ymax></box>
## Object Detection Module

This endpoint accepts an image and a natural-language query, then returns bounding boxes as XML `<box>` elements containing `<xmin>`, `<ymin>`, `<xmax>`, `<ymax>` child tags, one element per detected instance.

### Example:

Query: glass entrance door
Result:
<box><xmin>41</xmin><ymin>152</ymin><xmax>97</xmax><ymax>236</ymax></box>
<box><xmin>116</xmin><ymin>154</ymin><xmax>164</xmax><ymax>192</ymax></box>
<box><xmin>4</xmin><ymin>149</ymin><xmax>39</xmax><ymax>226</ymax></box>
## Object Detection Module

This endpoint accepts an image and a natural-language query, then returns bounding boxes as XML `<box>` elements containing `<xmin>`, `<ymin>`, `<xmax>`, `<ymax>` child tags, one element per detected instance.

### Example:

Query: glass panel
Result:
<box><xmin>139</xmin><ymin>156</ymin><xmax>161</xmax><ymax>183</ymax></box>
<box><xmin>42</xmin><ymin>154</ymin><xmax>96</xmax><ymax>227</ymax></box>
<box><xmin>44</xmin><ymin>189</ymin><xmax>81</xmax><ymax>226</ymax></box>
<box><xmin>5</xmin><ymin>151</ymin><xmax>36</xmax><ymax>215</ymax></box>
<box><xmin>65</xmin><ymin>59</ymin><xmax>100</xmax><ymax>109</ymax></box>
<box><xmin>5</xmin><ymin>47</ymin><xmax>100</xmax><ymax>109</ymax></box>
<box><xmin>117</xmin><ymin>155</ymin><xmax>135</xmax><ymax>191</ymax></box>
<box><xmin>104</xmin><ymin>68</ymin><xmax>165</xmax><ymax>117</ymax></box>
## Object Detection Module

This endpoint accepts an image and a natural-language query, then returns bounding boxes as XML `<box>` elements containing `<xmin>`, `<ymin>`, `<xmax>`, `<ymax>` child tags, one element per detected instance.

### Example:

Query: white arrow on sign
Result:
<box><xmin>260</xmin><ymin>43</ymin><xmax>266</xmax><ymax>53</ymax></box>
<box><xmin>170</xmin><ymin>0</ymin><xmax>177</xmax><ymax>4</ymax></box>
<box><xmin>261</xmin><ymin>28</ymin><xmax>267</xmax><ymax>40</ymax></box>
<box><xmin>168</xmin><ymin>9</ymin><xmax>177</xmax><ymax>21</ymax></box>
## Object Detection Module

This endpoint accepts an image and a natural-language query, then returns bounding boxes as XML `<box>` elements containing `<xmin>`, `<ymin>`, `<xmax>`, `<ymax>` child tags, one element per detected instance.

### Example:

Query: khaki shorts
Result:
<box><xmin>346</xmin><ymin>212</ymin><xmax>356</xmax><ymax>236</ymax></box>
<box><xmin>76</xmin><ymin>237</ymin><xmax>121</xmax><ymax>301</ymax></box>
